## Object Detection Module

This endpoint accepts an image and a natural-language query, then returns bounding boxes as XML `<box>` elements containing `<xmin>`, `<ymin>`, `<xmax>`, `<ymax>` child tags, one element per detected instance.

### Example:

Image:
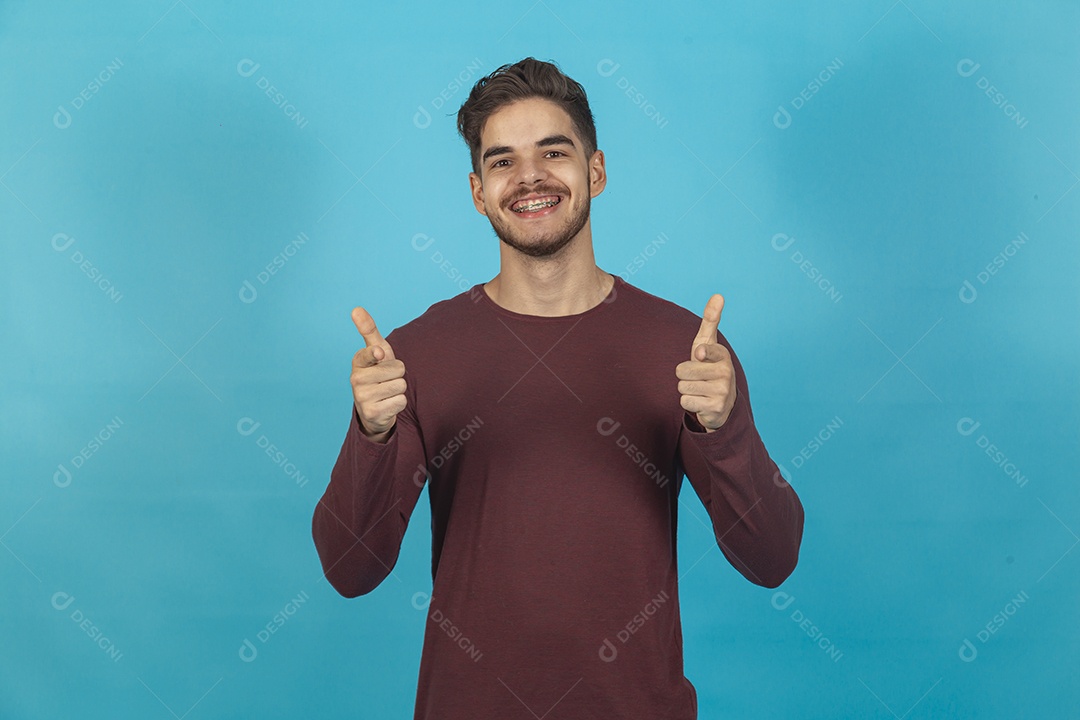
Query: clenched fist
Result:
<box><xmin>350</xmin><ymin>306</ymin><xmax>407</xmax><ymax>443</ymax></box>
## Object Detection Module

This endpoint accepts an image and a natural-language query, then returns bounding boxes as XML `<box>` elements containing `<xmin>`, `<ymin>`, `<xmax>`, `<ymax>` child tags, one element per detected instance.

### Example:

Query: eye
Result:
<box><xmin>546</xmin><ymin>151</ymin><xmax>565</xmax><ymax>157</ymax></box>
<box><xmin>492</xmin><ymin>159</ymin><xmax>509</xmax><ymax>168</ymax></box>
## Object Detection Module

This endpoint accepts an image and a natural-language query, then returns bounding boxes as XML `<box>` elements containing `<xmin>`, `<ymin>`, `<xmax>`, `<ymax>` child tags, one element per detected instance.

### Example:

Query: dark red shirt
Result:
<box><xmin>312</xmin><ymin>275</ymin><xmax>804</xmax><ymax>719</ymax></box>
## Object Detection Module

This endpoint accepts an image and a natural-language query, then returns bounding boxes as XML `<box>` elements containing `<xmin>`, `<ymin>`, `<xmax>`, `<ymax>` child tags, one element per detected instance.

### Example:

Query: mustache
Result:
<box><xmin>506</xmin><ymin>188</ymin><xmax>566</xmax><ymax>207</ymax></box>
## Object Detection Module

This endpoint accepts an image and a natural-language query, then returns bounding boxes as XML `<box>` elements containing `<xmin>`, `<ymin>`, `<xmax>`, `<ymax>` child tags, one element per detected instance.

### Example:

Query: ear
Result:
<box><xmin>588</xmin><ymin>149</ymin><xmax>606</xmax><ymax>198</ymax></box>
<box><xmin>469</xmin><ymin>171</ymin><xmax>487</xmax><ymax>216</ymax></box>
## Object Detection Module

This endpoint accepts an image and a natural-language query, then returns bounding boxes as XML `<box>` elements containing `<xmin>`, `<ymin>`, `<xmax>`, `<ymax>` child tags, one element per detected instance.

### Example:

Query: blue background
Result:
<box><xmin>3</xmin><ymin>1</ymin><xmax>1078</xmax><ymax>718</ymax></box>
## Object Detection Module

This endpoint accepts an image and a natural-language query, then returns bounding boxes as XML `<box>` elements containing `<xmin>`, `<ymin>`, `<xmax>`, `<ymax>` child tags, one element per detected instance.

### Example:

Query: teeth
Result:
<box><xmin>513</xmin><ymin>197</ymin><xmax>560</xmax><ymax>212</ymax></box>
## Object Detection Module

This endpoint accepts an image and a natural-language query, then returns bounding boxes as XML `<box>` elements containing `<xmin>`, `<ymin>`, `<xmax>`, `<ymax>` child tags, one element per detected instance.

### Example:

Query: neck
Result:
<box><xmin>485</xmin><ymin>233</ymin><xmax>613</xmax><ymax>317</ymax></box>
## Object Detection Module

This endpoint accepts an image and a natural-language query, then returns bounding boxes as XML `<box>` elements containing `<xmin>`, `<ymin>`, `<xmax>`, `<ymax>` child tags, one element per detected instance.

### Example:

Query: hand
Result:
<box><xmin>350</xmin><ymin>306</ymin><xmax>408</xmax><ymax>439</ymax></box>
<box><xmin>676</xmin><ymin>294</ymin><xmax>736</xmax><ymax>432</ymax></box>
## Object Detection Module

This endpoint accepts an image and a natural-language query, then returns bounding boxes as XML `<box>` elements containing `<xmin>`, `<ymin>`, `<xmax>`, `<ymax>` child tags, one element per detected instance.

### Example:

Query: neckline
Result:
<box><xmin>473</xmin><ymin>273</ymin><xmax>623</xmax><ymax>322</ymax></box>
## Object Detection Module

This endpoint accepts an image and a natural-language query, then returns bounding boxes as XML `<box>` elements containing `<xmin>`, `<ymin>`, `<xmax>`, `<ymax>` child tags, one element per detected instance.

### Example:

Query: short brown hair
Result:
<box><xmin>456</xmin><ymin>57</ymin><xmax>597</xmax><ymax>176</ymax></box>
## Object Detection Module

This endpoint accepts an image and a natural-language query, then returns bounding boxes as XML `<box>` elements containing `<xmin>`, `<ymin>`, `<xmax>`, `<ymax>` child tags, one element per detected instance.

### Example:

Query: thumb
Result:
<box><xmin>692</xmin><ymin>294</ymin><xmax>724</xmax><ymax>358</ymax></box>
<box><xmin>351</xmin><ymin>306</ymin><xmax>395</xmax><ymax>362</ymax></box>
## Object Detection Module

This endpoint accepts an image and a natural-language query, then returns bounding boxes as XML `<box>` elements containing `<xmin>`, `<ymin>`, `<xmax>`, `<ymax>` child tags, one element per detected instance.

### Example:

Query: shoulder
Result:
<box><xmin>383</xmin><ymin>285</ymin><xmax>480</xmax><ymax>352</ymax></box>
<box><xmin>613</xmin><ymin>277</ymin><xmax>740</xmax><ymax>355</ymax></box>
<box><xmin>613</xmin><ymin>277</ymin><xmax>704</xmax><ymax>333</ymax></box>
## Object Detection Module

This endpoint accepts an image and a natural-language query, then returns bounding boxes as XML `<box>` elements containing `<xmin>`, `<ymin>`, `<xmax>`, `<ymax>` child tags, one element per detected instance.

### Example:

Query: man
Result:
<box><xmin>312</xmin><ymin>57</ymin><xmax>805</xmax><ymax>719</ymax></box>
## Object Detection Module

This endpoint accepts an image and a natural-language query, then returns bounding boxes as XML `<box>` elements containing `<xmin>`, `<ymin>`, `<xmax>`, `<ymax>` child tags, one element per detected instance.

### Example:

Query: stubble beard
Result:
<box><xmin>488</xmin><ymin>192</ymin><xmax>591</xmax><ymax>259</ymax></box>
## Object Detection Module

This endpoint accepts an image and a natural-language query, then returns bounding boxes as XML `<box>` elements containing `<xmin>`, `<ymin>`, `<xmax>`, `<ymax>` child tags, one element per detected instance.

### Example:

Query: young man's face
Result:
<box><xmin>469</xmin><ymin>97</ymin><xmax>606</xmax><ymax>258</ymax></box>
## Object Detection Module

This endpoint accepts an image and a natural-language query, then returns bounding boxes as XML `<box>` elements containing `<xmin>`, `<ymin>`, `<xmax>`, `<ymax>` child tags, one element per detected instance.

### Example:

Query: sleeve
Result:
<box><xmin>311</xmin><ymin>340</ymin><xmax>428</xmax><ymax>598</ymax></box>
<box><xmin>676</xmin><ymin>334</ymin><xmax>804</xmax><ymax>588</ymax></box>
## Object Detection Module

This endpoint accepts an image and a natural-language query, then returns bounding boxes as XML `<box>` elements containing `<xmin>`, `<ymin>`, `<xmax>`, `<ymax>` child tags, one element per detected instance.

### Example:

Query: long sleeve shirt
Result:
<box><xmin>312</xmin><ymin>273</ymin><xmax>805</xmax><ymax>719</ymax></box>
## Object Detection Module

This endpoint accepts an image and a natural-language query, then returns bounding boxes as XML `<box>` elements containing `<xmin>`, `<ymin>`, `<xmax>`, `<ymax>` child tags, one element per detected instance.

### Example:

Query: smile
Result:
<box><xmin>511</xmin><ymin>195</ymin><xmax>561</xmax><ymax>216</ymax></box>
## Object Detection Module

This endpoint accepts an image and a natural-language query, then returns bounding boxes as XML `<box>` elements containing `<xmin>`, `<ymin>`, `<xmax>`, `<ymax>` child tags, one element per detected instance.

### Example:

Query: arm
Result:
<box><xmin>677</xmin><ymin>338</ymin><xmax>804</xmax><ymax>588</ymax></box>
<box><xmin>312</xmin><ymin>377</ymin><xmax>428</xmax><ymax>598</ymax></box>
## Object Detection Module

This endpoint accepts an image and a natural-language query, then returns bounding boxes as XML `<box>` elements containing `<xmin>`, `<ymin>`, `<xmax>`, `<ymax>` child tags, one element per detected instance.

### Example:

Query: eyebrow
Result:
<box><xmin>481</xmin><ymin>134</ymin><xmax>576</xmax><ymax>164</ymax></box>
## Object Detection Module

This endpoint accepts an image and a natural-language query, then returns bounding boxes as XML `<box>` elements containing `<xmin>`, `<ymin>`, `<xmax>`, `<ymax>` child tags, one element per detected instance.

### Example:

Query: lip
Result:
<box><xmin>509</xmin><ymin>194</ymin><xmax>563</xmax><ymax>219</ymax></box>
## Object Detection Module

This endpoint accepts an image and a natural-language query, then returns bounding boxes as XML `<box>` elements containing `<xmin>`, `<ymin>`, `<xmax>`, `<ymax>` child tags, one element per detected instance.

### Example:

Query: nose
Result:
<box><xmin>514</xmin><ymin>156</ymin><xmax>548</xmax><ymax>185</ymax></box>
